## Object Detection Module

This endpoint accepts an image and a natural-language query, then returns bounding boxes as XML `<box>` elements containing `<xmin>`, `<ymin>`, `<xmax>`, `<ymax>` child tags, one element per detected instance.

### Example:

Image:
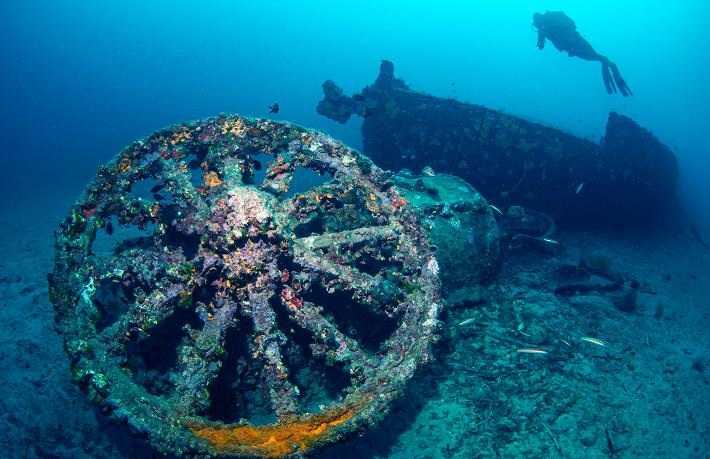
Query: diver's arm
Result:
<box><xmin>537</xmin><ymin>30</ymin><xmax>546</xmax><ymax>49</ymax></box>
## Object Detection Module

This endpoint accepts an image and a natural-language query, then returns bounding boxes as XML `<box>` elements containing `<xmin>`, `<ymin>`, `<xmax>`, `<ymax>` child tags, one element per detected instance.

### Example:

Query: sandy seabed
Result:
<box><xmin>1</xmin><ymin>193</ymin><xmax>708</xmax><ymax>459</ymax></box>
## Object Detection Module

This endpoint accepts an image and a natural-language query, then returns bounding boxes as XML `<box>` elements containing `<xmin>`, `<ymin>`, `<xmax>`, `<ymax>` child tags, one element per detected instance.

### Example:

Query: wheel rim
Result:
<box><xmin>49</xmin><ymin>115</ymin><xmax>441</xmax><ymax>457</ymax></box>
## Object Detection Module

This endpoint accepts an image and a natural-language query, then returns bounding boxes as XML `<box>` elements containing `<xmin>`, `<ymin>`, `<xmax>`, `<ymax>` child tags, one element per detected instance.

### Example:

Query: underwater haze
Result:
<box><xmin>2</xmin><ymin>0</ymin><xmax>710</xmax><ymax>230</ymax></box>
<box><xmin>2</xmin><ymin>1</ymin><xmax>710</xmax><ymax>458</ymax></box>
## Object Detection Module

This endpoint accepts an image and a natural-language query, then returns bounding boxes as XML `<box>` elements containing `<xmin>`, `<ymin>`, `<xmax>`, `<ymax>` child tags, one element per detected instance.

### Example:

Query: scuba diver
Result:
<box><xmin>268</xmin><ymin>102</ymin><xmax>280</xmax><ymax>114</ymax></box>
<box><xmin>532</xmin><ymin>11</ymin><xmax>632</xmax><ymax>97</ymax></box>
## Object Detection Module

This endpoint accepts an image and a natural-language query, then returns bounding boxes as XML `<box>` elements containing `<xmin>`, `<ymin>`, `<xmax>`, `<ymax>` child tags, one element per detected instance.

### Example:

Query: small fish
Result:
<box><xmin>268</xmin><ymin>102</ymin><xmax>280</xmax><ymax>114</ymax></box>
<box><xmin>575</xmin><ymin>182</ymin><xmax>585</xmax><ymax>194</ymax></box>
<box><xmin>105</xmin><ymin>220</ymin><xmax>114</xmax><ymax>236</ymax></box>
<box><xmin>516</xmin><ymin>347</ymin><xmax>548</xmax><ymax>354</ymax></box>
<box><xmin>188</xmin><ymin>158</ymin><xmax>202</xmax><ymax>170</ymax></box>
<box><xmin>542</xmin><ymin>237</ymin><xmax>559</xmax><ymax>244</ymax></box>
<box><xmin>580</xmin><ymin>336</ymin><xmax>606</xmax><ymax>346</ymax></box>
<box><xmin>361</xmin><ymin>108</ymin><xmax>374</xmax><ymax>118</ymax></box>
<box><xmin>458</xmin><ymin>317</ymin><xmax>475</xmax><ymax>326</ymax></box>
<box><xmin>421</xmin><ymin>166</ymin><xmax>436</xmax><ymax>176</ymax></box>
<box><xmin>489</xmin><ymin>204</ymin><xmax>503</xmax><ymax>215</ymax></box>
<box><xmin>150</xmin><ymin>184</ymin><xmax>165</xmax><ymax>193</ymax></box>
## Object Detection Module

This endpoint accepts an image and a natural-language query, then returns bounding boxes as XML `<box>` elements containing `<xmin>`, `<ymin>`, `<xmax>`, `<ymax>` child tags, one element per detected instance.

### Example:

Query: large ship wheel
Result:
<box><xmin>49</xmin><ymin>115</ymin><xmax>441</xmax><ymax>458</ymax></box>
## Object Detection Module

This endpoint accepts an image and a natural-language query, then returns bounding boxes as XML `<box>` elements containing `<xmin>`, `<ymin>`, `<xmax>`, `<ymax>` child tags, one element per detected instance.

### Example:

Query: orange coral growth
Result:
<box><xmin>267</xmin><ymin>156</ymin><xmax>290</xmax><ymax>178</ymax></box>
<box><xmin>204</xmin><ymin>171</ymin><xmax>223</xmax><ymax>188</ymax></box>
<box><xmin>220</xmin><ymin>118</ymin><xmax>246</xmax><ymax>136</ymax></box>
<box><xmin>392</xmin><ymin>196</ymin><xmax>408</xmax><ymax>210</ymax></box>
<box><xmin>168</xmin><ymin>128</ymin><xmax>192</xmax><ymax>145</ymax></box>
<box><xmin>189</xmin><ymin>399</ymin><xmax>371</xmax><ymax>458</ymax></box>
<box><xmin>116</xmin><ymin>157</ymin><xmax>132</xmax><ymax>173</ymax></box>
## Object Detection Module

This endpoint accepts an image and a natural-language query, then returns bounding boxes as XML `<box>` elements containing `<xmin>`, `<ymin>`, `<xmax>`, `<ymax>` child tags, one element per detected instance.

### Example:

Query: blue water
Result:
<box><xmin>2</xmin><ymin>0</ymin><xmax>709</xmax><ymax>229</ymax></box>
<box><xmin>2</xmin><ymin>2</ymin><xmax>710</xmax><ymax>457</ymax></box>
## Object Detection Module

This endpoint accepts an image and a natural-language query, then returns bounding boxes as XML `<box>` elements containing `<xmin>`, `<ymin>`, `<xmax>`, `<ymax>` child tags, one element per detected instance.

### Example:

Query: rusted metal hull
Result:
<box><xmin>317</xmin><ymin>60</ymin><xmax>679</xmax><ymax>228</ymax></box>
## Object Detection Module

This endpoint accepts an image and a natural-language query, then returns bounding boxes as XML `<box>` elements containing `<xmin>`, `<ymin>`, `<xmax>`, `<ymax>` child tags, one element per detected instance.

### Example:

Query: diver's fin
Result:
<box><xmin>601</xmin><ymin>63</ymin><xmax>616</xmax><ymax>94</ymax></box>
<box><xmin>609</xmin><ymin>62</ymin><xmax>632</xmax><ymax>97</ymax></box>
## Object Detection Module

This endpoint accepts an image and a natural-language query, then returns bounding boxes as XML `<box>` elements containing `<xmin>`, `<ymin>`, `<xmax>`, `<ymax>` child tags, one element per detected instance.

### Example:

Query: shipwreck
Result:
<box><xmin>317</xmin><ymin>60</ymin><xmax>679</xmax><ymax>228</ymax></box>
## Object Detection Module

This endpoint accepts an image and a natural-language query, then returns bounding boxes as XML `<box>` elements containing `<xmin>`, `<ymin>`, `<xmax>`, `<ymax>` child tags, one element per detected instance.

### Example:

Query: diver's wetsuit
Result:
<box><xmin>533</xmin><ymin>11</ymin><xmax>632</xmax><ymax>97</ymax></box>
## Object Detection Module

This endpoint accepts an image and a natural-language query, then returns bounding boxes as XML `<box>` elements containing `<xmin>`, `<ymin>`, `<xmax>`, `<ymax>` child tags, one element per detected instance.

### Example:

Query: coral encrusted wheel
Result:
<box><xmin>48</xmin><ymin>115</ymin><xmax>441</xmax><ymax>457</ymax></box>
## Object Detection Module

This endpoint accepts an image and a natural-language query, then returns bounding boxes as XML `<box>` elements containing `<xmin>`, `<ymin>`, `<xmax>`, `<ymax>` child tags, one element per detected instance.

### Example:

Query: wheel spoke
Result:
<box><xmin>102</xmin><ymin>283</ymin><xmax>188</xmax><ymax>343</ymax></box>
<box><xmin>280</xmin><ymin>287</ymin><xmax>378</xmax><ymax>372</ymax></box>
<box><xmin>295</xmin><ymin>225</ymin><xmax>397</xmax><ymax>251</ymax></box>
<box><xmin>160</xmin><ymin>159</ymin><xmax>210</xmax><ymax>216</ymax></box>
<box><xmin>292</xmin><ymin>236</ymin><xmax>405</xmax><ymax>316</ymax></box>
<box><xmin>172</xmin><ymin>301</ymin><xmax>239</xmax><ymax>414</ymax></box>
<box><xmin>246</xmin><ymin>266</ymin><xmax>301</xmax><ymax>420</ymax></box>
<box><xmin>260</xmin><ymin>154</ymin><xmax>295</xmax><ymax>196</ymax></box>
<box><xmin>292</xmin><ymin>240</ymin><xmax>378</xmax><ymax>285</ymax></box>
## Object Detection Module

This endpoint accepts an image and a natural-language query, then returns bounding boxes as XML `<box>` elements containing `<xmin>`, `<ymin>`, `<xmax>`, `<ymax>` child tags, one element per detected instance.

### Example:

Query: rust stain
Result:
<box><xmin>189</xmin><ymin>398</ymin><xmax>371</xmax><ymax>458</ymax></box>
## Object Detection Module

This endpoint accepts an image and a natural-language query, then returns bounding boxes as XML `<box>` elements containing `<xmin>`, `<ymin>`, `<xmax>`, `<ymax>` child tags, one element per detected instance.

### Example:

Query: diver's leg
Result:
<box><xmin>571</xmin><ymin>38</ymin><xmax>600</xmax><ymax>62</ymax></box>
